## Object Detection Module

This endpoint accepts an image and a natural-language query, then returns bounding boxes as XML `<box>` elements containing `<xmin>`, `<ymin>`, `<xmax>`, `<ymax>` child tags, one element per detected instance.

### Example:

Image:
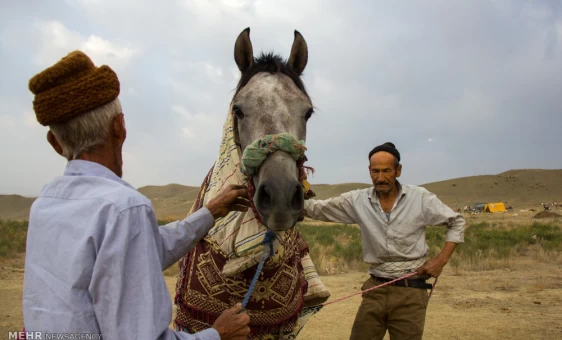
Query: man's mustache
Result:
<box><xmin>375</xmin><ymin>182</ymin><xmax>390</xmax><ymax>186</ymax></box>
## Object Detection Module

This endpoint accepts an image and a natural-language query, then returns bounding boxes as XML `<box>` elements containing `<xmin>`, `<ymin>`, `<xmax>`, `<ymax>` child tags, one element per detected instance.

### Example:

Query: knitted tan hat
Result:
<box><xmin>29</xmin><ymin>51</ymin><xmax>120</xmax><ymax>126</ymax></box>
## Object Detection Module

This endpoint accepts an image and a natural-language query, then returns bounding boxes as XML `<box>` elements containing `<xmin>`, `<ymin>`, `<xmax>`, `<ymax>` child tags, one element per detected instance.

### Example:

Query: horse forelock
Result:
<box><xmin>233</xmin><ymin>52</ymin><xmax>310</xmax><ymax>102</ymax></box>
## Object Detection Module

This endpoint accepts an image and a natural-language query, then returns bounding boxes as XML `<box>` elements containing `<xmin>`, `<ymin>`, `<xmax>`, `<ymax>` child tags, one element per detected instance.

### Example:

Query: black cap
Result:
<box><xmin>368</xmin><ymin>142</ymin><xmax>400</xmax><ymax>162</ymax></box>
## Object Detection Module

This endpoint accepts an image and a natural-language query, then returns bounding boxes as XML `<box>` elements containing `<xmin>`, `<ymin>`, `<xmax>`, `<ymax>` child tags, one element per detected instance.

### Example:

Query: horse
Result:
<box><xmin>173</xmin><ymin>28</ymin><xmax>329</xmax><ymax>339</ymax></box>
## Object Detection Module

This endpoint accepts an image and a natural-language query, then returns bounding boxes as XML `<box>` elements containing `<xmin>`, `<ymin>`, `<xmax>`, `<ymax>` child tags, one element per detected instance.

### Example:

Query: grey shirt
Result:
<box><xmin>23</xmin><ymin>160</ymin><xmax>219</xmax><ymax>340</ymax></box>
<box><xmin>304</xmin><ymin>183</ymin><xmax>465</xmax><ymax>277</ymax></box>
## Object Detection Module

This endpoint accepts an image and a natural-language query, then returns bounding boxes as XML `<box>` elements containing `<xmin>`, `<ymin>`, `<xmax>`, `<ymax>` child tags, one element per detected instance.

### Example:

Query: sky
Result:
<box><xmin>0</xmin><ymin>0</ymin><xmax>561</xmax><ymax>197</ymax></box>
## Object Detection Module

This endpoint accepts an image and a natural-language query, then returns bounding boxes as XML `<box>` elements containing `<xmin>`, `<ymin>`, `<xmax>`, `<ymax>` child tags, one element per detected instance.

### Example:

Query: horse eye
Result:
<box><xmin>232</xmin><ymin>105</ymin><xmax>244</xmax><ymax>119</ymax></box>
<box><xmin>305</xmin><ymin>108</ymin><xmax>314</xmax><ymax>121</ymax></box>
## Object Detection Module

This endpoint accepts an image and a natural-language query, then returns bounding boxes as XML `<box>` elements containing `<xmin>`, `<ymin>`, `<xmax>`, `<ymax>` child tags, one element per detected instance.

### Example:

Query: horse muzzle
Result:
<box><xmin>253</xmin><ymin>151</ymin><xmax>304</xmax><ymax>231</ymax></box>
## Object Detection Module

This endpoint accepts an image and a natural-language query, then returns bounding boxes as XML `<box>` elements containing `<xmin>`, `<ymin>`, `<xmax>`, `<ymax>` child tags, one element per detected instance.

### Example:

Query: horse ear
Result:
<box><xmin>234</xmin><ymin>27</ymin><xmax>253</xmax><ymax>72</ymax></box>
<box><xmin>288</xmin><ymin>30</ymin><xmax>308</xmax><ymax>76</ymax></box>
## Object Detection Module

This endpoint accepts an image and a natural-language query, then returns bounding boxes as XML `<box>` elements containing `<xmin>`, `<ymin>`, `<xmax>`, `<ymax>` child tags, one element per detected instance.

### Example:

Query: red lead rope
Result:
<box><xmin>246</xmin><ymin>178</ymin><xmax>264</xmax><ymax>225</ymax></box>
<box><xmin>305</xmin><ymin>272</ymin><xmax>438</xmax><ymax>312</ymax></box>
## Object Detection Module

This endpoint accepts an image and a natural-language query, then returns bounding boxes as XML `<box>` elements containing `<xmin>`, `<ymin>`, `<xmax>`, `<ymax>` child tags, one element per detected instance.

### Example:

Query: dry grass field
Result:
<box><xmin>1</xmin><ymin>214</ymin><xmax>561</xmax><ymax>339</ymax></box>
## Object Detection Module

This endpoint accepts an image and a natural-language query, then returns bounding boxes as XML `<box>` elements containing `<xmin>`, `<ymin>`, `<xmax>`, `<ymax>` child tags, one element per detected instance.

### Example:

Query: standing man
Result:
<box><xmin>303</xmin><ymin>142</ymin><xmax>465</xmax><ymax>340</ymax></box>
<box><xmin>23</xmin><ymin>51</ymin><xmax>251</xmax><ymax>340</ymax></box>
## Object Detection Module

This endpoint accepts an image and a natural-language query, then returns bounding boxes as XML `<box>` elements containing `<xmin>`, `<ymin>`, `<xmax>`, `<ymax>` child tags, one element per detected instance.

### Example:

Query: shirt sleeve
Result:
<box><xmin>89</xmin><ymin>206</ymin><xmax>220</xmax><ymax>340</ymax></box>
<box><xmin>303</xmin><ymin>192</ymin><xmax>359</xmax><ymax>224</ymax></box>
<box><xmin>154</xmin><ymin>207</ymin><xmax>215</xmax><ymax>270</ymax></box>
<box><xmin>422</xmin><ymin>191</ymin><xmax>465</xmax><ymax>243</ymax></box>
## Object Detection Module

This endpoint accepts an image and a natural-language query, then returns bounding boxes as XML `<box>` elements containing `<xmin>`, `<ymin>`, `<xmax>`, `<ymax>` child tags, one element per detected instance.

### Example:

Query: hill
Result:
<box><xmin>138</xmin><ymin>184</ymin><xmax>201</xmax><ymax>219</ymax></box>
<box><xmin>305</xmin><ymin>183</ymin><xmax>372</xmax><ymax>200</ymax></box>
<box><xmin>419</xmin><ymin>169</ymin><xmax>562</xmax><ymax>210</ymax></box>
<box><xmin>1</xmin><ymin>169</ymin><xmax>561</xmax><ymax>220</ymax></box>
<box><xmin>0</xmin><ymin>195</ymin><xmax>35</xmax><ymax>221</ymax></box>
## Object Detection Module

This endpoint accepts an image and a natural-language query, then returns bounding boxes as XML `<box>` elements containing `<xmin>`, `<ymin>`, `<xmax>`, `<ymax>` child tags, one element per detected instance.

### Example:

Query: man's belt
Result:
<box><xmin>371</xmin><ymin>275</ymin><xmax>433</xmax><ymax>290</ymax></box>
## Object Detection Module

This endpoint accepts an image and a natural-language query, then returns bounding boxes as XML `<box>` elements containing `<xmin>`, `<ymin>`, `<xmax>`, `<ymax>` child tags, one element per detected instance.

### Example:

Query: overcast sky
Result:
<box><xmin>1</xmin><ymin>0</ymin><xmax>561</xmax><ymax>197</ymax></box>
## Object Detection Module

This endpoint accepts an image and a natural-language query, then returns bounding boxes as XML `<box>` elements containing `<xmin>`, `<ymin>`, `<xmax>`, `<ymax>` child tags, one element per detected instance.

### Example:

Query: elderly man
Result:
<box><xmin>304</xmin><ymin>142</ymin><xmax>465</xmax><ymax>340</ymax></box>
<box><xmin>23</xmin><ymin>51</ymin><xmax>251</xmax><ymax>340</ymax></box>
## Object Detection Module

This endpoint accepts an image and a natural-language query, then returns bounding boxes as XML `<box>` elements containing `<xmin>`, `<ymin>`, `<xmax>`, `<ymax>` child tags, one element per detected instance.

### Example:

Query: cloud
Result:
<box><xmin>32</xmin><ymin>20</ymin><xmax>137</xmax><ymax>71</ymax></box>
<box><xmin>178</xmin><ymin>61</ymin><xmax>225</xmax><ymax>84</ymax></box>
<box><xmin>178</xmin><ymin>0</ymin><xmax>254</xmax><ymax>24</ymax></box>
<box><xmin>171</xmin><ymin>104</ymin><xmax>223</xmax><ymax>146</ymax></box>
<box><xmin>1</xmin><ymin>0</ymin><xmax>561</xmax><ymax>196</ymax></box>
<box><xmin>166</xmin><ymin>77</ymin><xmax>215</xmax><ymax>106</ymax></box>
<box><xmin>121</xmin><ymin>150</ymin><xmax>158</xmax><ymax>189</ymax></box>
<box><xmin>0</xmin><ymin>116</ymin><xmax>17</xmax><ymax>128</ymax></box>
<box><xmin>310</xmin><ymin>71</ymin><xmax>336</xmax><ymax>95</ymax></box>
<box><xmin>23</xmin><ymin>112</ymin><xmax>42</xmax><ymax>128</ymax></box>
<box><xmin>67</xmin><ymin>0</ymin><xmax>103</xmax><ymax>5</ymax></box>
<box><xmin>127</xmin><ymin>88</ymin><xmax>138</xmax><ymax>97</ymax></box>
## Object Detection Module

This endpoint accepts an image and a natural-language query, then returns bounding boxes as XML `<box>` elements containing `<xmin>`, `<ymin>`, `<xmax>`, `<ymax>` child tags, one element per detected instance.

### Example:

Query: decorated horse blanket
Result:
<box><xmin>174</xmin><ymin>110</ymin><xmax>329</xmax><ymax>338</ymax></box>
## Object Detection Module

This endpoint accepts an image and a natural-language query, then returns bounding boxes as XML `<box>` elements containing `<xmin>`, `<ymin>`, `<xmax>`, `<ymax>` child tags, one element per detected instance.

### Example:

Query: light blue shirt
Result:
<box><xmin>23</xmin><ymin>160</ymin><xmax>220</xmax><ymax>340</ymax></box>
<box><xmin>304</xmin><ymin>182</ymin><xmax>465</xmax><ymax>277</ymax></box>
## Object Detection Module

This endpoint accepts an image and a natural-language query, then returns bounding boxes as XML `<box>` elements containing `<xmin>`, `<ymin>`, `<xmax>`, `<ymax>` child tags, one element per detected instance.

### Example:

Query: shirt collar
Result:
<box><xmin>368</xmin><ymin>180</ymin><xmax>407</xmax><ymax>202</ymax></box>
<box><xmin>64</xmin><ymin>160</ymin><xmax>136</xmax><ymax>191</ymax></box>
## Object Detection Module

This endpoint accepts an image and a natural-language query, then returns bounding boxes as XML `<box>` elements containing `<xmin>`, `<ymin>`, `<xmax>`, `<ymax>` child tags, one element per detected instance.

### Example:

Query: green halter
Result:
<box><xmin>240</xmin><ymin>133</ymin><xmax>306</xmax><ymax>177</ymax></box>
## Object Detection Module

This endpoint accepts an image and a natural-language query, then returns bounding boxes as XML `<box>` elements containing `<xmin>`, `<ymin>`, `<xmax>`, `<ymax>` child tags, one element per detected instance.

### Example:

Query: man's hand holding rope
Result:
<box><xmin>417</xmin><ymin>241</ymin><xmax>458</xmax><ymax>278</ymax></box>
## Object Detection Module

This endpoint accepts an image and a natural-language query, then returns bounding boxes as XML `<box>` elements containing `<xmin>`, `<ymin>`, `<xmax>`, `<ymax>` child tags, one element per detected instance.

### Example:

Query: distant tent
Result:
<box><xmin>484</xmin><ymin>202</ymin><xmax>506</xmax><ymax>213</ymax></box>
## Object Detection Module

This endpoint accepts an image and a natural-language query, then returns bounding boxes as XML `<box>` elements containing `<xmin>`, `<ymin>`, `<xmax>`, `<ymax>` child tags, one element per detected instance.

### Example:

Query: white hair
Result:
<box><xmin>49</xmin><ymin>98</ymin><xmax>122</xmax><ymax>160</ymax></box>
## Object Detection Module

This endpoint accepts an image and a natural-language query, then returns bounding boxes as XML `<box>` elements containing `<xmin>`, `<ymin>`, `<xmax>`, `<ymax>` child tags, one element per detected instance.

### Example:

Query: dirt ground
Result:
<box><xmin>2</xmin><ymin>255</ymin><xmax>561</xmax><ymax>339</ymax></box>
<box><xmin>297</xmin><ymin>263</ymin><xmax>562</xmax><ymax>339</ymax></box>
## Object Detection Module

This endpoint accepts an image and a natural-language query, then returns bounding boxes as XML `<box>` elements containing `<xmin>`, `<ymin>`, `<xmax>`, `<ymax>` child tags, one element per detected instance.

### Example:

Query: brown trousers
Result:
<box><xmin>349</xmin><ymin>277</ymin><xmax>429</xmax><ymax>340</ymax></box>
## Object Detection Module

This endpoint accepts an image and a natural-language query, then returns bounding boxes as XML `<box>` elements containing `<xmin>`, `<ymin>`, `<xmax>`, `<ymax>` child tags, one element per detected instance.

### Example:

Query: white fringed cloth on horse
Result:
<box><xmin>174</xmin><ymin>111</ymin><xmax>329</xmax><ymax>338</ymax></box>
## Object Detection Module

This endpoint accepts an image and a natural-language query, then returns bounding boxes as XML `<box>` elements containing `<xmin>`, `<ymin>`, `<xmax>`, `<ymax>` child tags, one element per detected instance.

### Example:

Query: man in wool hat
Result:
<box><xmin>23</xmin><ymin>51</ymin><xmax>251</xmax><ymax>340</ymax></box>
<box><xmin>303</xmin><ymin>142</ymin><xmax>465</xmax><ymax>340</ymax></box>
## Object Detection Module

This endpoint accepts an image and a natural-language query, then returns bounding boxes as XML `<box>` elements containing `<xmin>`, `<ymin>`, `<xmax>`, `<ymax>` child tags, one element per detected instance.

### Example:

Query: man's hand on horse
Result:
<box><xmin>417</xmin><ymin>256</ymin><xmax>447</xmax><ymax>278</ymax></box>
<box><xmin>205</xmin><ymin>184</ymin><xmax>250</xmax><ymax>219</ymax></box>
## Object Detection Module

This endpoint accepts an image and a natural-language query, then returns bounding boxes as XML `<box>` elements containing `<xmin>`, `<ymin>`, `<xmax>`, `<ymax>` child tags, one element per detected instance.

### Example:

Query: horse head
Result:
<box><xmin>231</xmin><ymin>27</ymin><xmax>312</xmax><ymax>231</ymax></box>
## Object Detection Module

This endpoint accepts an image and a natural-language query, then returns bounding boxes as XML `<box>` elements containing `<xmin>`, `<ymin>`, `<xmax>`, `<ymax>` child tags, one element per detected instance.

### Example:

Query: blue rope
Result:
<box><xmin>241</xmin><ymin>230</ymin><xmax>276</xmax><ymax>311</ymax></box>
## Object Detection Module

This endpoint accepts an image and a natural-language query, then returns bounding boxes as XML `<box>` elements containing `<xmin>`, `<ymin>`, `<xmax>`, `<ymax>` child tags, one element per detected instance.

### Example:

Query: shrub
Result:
<box><xmin>297</xmin><ymin>221</ymin><xmax>562</xmax><ymax>275</ymax></box>
<box><xmin>0</xmin><ymin>220</ymin><xmax>28</xmax><ymax>258</ymax></box>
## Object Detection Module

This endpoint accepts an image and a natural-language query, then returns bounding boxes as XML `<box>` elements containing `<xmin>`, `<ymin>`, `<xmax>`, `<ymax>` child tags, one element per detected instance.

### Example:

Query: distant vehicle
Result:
<box><xmin>473</xmin><ymin>203</ymin><xmax>486</xmax><ymax>213</ymax></box>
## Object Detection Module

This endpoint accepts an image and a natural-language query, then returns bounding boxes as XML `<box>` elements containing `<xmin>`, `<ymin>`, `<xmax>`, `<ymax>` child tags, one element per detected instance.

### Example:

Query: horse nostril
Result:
<box><xmin>257</xmin><ymin>183</ymin><xmax>272</xmax><ymax>211</ymax></box>
<box><xmin>291</xmin><ymin>184</ymin><xmax>304</xmax><ymax>211</ymax></box>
